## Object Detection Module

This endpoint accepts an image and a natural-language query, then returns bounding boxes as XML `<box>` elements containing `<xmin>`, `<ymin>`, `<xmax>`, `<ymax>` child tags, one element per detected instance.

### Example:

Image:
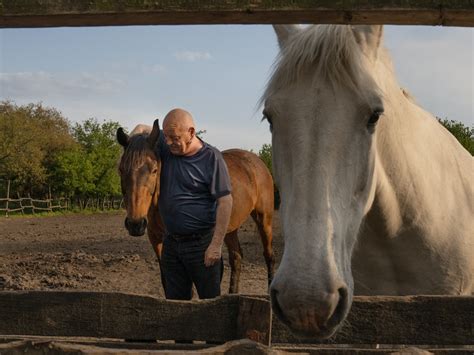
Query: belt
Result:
<box><xmin>167</xmin><ymin>229</ymin><xmax>213</xmax><ymax>242</ymax></box>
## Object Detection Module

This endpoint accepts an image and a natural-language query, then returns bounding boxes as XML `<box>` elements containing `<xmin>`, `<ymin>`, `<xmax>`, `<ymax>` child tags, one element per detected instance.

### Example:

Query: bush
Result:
<box><xmin>438</xmin><ymin>118</ymin><xmax>473</xmax><ymax>155</ymax></box>
<box><xmin>258</xmin><ymin>144</ymin><xmax>280</xmax><ymax>209</ymax></box>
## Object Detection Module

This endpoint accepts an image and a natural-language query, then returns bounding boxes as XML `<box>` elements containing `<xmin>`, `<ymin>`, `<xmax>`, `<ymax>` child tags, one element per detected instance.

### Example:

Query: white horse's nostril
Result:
<box><xmin>326</xmin><ymin>286</ymin><xmax>349</xmax><ymax>328</ymax></box>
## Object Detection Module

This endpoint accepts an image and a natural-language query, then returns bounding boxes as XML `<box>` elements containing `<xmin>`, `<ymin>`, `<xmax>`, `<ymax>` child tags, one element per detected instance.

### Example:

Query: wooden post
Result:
<box><xmin>5</xmin><ymin>180</ymin><xmax>10</xmax><ymax>217</ymax></box>
<box><xmin>28</xmin><ymin>193</ymin><xmax>35</xmax><ymax>214</ymax></box>
<box><xmin>17</xmin><ymin>192</ymin><xmax>24</xmax><ymax>215</ymax></box>
<box><xmin>48</xmin><ymin>186</ymin><xmax>53</xmax><ymax>212</ymax></box>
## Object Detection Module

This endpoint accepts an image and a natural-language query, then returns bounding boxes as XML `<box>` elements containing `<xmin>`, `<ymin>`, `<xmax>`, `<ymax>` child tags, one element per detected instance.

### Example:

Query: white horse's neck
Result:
<box><xmin>369</xmin><ymin>49</ymin><xmax>473</xmax><ymax>239</ymax></box>
<box><xmin>351</xmin><ymin>48</ymin><xmax>474</xmax><ymax>295</ymax></box>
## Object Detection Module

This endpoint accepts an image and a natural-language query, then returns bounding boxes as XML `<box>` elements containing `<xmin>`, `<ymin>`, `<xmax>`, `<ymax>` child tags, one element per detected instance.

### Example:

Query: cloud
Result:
<box><xmin>142</xmin><ymin>64</ymin><xmax>166</xmax><ymax>75</ymax></box>
<box><xmin>0</xmin><ymin>71</ymin><xmax>125</xmax><ymax>100</ymax></box>
<box><xmin>174</xmin><ymin>51</ymin><xmax>212</xmax><ymax>62</ymax></box>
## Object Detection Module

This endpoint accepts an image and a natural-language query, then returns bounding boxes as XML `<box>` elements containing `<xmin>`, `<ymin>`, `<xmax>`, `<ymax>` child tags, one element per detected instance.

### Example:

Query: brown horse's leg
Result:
<box><xmin>224</xmin><ymin>230</ymin><xmax>242</xmax><ymax>294</ymax></box>
<box><xmin>251</xmin><ymin>210</ymin><xmax>275</xmax><ymax>290</ymax></box>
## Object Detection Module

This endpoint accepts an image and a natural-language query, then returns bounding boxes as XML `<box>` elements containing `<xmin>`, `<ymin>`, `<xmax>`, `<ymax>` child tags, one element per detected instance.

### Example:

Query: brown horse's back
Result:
<box><xmin>222</xmin><ymin>149</ymin><xmax>274</xmax><ymax>232</ymax></box>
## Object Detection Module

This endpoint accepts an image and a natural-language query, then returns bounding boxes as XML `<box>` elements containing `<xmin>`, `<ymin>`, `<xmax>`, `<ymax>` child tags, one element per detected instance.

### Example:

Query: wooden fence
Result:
<box><xmin>0</xmin><ymin>291</ymin><xmax>472</xmax><ymax>354</ymax></box>
<box><xmin>0</xmin><ymin>180</ymin><xmax>124</xmax><ymax>216</ymax></box>
<box><xmin>1</xmin><ymin>0</ymin><xmax>474</xmax><ymax>27</ymax></box>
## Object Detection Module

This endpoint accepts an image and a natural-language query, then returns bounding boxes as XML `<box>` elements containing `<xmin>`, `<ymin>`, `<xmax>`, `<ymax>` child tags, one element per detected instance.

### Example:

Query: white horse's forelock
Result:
<box><xmin>261</xmin><ymin>25</ymin><xmax>381</xmax><ymax>106</ymax></box>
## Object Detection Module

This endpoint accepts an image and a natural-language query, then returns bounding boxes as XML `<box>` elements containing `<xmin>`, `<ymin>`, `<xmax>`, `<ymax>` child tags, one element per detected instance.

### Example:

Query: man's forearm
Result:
<box><xmin>212</xmin><ymin>194</ymin><xmax>233</xmax><ymax>246</ymax></box>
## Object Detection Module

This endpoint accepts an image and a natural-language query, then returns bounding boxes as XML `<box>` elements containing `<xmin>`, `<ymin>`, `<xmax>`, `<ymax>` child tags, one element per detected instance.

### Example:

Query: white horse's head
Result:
<box><xmin>263</xmin><ymin>25</ymin><xmax>386</xmax><ymax>338</ymax></box>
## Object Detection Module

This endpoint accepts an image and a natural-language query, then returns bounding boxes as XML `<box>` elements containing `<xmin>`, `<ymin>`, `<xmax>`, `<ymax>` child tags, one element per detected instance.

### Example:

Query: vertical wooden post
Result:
<box><xmin>17</xmin><ymin>192</ymin><xmax>24</xmax><ymax>215</ymax></box>
<box><xmin>48</xmin><ymin>186</ymin><xmax>53</xmax><ymax>212</ymax></box>
<box><xmin>28</xmin><ymin>193</ymin><xmax>35</xmax><ymax>214</ymax></box>
<box><xmin>5</xmin><ymin>180</ymin><xmax>10</xmax><ymax>217</ymax></box>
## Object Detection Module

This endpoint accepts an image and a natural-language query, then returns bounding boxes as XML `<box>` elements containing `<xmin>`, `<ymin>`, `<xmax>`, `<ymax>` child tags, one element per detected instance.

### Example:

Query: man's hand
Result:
<box><xmin>204</xmin><ymin>241</ymin><xmax>222</xmax><ymax>267</ymax></box>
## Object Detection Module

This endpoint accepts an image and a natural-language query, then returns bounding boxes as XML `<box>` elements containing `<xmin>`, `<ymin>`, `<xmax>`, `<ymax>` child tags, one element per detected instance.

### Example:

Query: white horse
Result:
<box><xmin>262</xmin><ymin>25</ymin><xmax>473</xmax><ymax>339</ymax></box>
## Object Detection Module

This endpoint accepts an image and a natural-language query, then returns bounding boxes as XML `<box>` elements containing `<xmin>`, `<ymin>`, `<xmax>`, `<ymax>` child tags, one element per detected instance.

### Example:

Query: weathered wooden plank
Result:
<box><xmin>0</xmin><ymin>339</ymin><xmax>278</xmax><ymax>354</ymax></box>
<box><xmin>1</xmin><ymin>0</ymin><xmax>473</xmax><ymax>28</ymax></box>
<box><xmin>237</xmin><ymin>294</ymin><xmax>272</xmax><ymax>345</ymax></box>
<box><xmin>1</xmin><ymin>339</ymin><xmax>473</xmax><ymax>354</ymax></box>
<box><xmin>276</xmin><ymin>346</ymin><xmax>474</xmax><ymax>354</ymax></box>
<box><xmin>272</xmin><ymin>295</ymin><xmax>474</xmax><ymax>345</ymax></box>
<box><xmin>0</xmin><ymin>336</ymin><xmax>212</xmax><ymax>351</ymax></box>
<box><xmin>0</xmin><ymin>291</ymin><xmax>270</xmax><ymax>344</ymax></box>
<box><xmin>1</xmin><ymin>292</ymin><xmax>473</xmax><ymax>346</ymax></box>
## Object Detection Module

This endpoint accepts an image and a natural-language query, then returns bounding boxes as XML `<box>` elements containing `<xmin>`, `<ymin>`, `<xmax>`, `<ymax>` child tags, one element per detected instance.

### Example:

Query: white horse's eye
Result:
<box><xmin>367</xmin><ymin>109</ymin><xmax>384</xmax><ymax>129</ymax></box>
<box><xmin>262</xmin><ymin>110</ymin><xmax>274</xmax><ymax>133</ymax></box>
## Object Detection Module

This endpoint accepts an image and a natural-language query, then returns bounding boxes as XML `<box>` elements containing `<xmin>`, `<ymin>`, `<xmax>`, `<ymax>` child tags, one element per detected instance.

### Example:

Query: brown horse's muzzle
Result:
<box><xmin>124</xmin><ymin>217</ymin><xmax>147</xmax><ymax>237</ymax></box>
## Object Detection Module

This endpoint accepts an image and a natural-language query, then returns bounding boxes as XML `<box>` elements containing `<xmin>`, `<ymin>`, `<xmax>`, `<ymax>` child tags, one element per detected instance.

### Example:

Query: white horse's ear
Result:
<box><xmin>117</xmin><ymin>127</ymin><xmax>129</xmax><ymax>147</ymax></box>
<box><xmin>351</xmin><ymin>25</ymin><xmax>384</xmax><ymax>62</ymax></box>
<box><xmin>273</xmin><ymin>25</ymin><xmax>300</xmax><ymax>48</ymax></box>
<box><xmin>147</xmin><ymin>119</ymin><xmax>160</xmax><ymax>148</ymax></box>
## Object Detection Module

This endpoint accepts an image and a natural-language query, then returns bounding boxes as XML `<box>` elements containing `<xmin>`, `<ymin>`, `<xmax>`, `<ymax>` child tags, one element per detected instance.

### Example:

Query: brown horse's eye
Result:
<box><xmin>151</xmin><ymin>168</ymin><xmax>158</xmax><ymax>174</ymax></box>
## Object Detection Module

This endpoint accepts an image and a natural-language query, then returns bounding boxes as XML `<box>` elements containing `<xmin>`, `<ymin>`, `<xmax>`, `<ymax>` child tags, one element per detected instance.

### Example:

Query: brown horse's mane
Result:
<box><xmin>119</xmin><ymin>134</ymin><xmax>153</xmax><ymax>173</ymax></box>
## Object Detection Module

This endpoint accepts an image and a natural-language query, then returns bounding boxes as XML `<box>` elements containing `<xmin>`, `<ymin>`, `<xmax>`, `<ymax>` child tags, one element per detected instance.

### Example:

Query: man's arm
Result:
<box><xmin>204</xmin><ymin>194</ymin><xmax>233</xmax><ymax>267</ymax></box>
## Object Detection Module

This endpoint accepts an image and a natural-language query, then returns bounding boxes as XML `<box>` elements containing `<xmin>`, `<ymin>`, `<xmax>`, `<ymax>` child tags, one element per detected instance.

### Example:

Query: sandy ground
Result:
<box><xmin>0</xmin><ymin>211</ymin><xmax>284</xmax><ymax>298</ymax></box>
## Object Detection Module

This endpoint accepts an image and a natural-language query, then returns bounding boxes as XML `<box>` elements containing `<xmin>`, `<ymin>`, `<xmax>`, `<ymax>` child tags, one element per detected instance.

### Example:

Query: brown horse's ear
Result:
<box><xmin>148</xmin><ymin>119</ymin><xmax>160</xmax><ymax>147</ymax></box>
<box><xmin>117</xmin><ymin>127</ymin><xmax>129</xmax><ymax>147</ymax></box>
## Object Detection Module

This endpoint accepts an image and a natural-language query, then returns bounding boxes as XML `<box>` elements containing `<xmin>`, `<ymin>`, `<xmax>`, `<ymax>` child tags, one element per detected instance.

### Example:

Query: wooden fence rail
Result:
<box><xmin>272</xmin><ymin>295</ymin><xmax>474</xmax><ymax>346</ymax></box>
<box><xmin>0</xmin><ymin>292</ymin><xmax>271</xmax><ymax>345</ymax></box>
<box><xmin>1</xmin><ymin>0</ymin><xmax>474</xmax><ymax>28</ymax></box>
<box><xmin>0</xmin><ymin>196</ymin><xmax>123</xmax><ymax>216</ymax></box>
<box><xmin>0</xmin><ymin>180</ymin><xmax>124</xmax><ymax>215</ymax></box>
<box><xmin>0</xmin><ymin>291</ymin><xmax>472</xmax><ymax>354</ymax></box>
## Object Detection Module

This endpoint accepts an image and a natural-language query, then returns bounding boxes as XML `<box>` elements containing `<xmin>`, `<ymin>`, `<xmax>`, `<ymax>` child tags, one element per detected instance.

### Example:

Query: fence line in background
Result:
<box><xmin>0</xmin><ymin>180</ymin><xmax>123</xmax><ymax>216</ymax></box>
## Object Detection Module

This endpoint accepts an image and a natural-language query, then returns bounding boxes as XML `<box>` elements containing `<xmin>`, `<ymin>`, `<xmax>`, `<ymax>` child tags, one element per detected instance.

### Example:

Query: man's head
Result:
<box><xmin>163</xmin><ymin>108</ymin><xmax>197</xmax><ymax>156</ymax></box>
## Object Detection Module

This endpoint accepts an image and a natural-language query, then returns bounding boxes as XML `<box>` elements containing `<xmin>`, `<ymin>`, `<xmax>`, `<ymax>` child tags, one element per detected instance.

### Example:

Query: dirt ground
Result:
<box><xmin>0</xmin><ymin>211</ymin><xmax>283</xmax><ymax>298</ymax></box>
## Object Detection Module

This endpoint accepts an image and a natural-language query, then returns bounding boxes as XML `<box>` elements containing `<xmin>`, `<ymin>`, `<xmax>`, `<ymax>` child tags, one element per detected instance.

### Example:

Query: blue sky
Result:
<box><xmin>0</xmin><ymin>25</ymin><xmax>472</xmax><ymax>151</ymax></box>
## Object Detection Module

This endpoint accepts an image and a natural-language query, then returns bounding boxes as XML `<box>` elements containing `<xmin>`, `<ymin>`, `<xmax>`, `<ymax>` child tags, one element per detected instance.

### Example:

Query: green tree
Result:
<box><xmin>258</xmin><ymin>143</ymin><xmax>280</xmax><ymax>209</ymax></box>
<box><xmin>438</xmin><ymin>118</ymin><xmax>473</xmax><ymax>155</ymax></box>
<box><xmin>258</xmin><ymin>143</ymin><xmax>272</xmax><ymax>174</ymax></box>
<box><xmin>0</xmin><ymin>101</ymin><xmax>76</xmax><ymax>195</ymax></box>
<box><xmin>51</xmin><ymin>118</ymin><xmax>122</xmax><ymax>197</ymax></box>
<box><xmin>50</xmin><ymin>146</ymin><xmax>95</xmax><ymax>197</ymax></box>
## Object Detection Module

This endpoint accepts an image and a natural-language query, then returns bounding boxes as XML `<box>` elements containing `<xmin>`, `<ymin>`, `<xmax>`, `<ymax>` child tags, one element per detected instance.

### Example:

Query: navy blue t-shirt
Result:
<box><xmin>155</xmin><ymin>135</ymin><xmax>232</xmax><ymax>235</ymax></box>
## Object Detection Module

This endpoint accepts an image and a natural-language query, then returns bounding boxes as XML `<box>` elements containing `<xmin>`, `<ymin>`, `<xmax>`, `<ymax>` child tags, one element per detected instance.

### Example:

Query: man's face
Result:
<box><xmin>163</xmin><ymin>124</ymin><xmax>193</xmax><ymax>156</ymax></box>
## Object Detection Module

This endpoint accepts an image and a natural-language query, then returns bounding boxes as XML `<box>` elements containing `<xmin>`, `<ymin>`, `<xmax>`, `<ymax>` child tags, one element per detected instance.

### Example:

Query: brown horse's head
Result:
<box><xmin>117</xmin><ymin>119</ymin><xmax>161</xmax><ymax>237</ymax></box>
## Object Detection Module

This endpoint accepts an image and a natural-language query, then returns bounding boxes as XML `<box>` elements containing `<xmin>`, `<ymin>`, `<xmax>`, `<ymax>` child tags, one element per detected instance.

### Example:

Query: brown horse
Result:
<box><xmin>116</xmin><ymin>119</ymin><xmax>275</xmax><ymax>294</ymax></box>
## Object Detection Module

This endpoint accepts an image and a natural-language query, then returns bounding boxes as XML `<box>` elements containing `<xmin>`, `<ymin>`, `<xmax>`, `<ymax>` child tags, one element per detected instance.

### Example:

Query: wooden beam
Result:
<box><xmin>1</xmin><ymin>292</ymin><xmax>473</xmax><ymax>346</ymax></box>
<box><xmin>272</xmin><ymin>295</ymin><xmax>474</xmax><ymax>345</ymax></box>
<box><xmin>1</xmin><ymin>1</ymin><xmax>473</xmax><ymax>28</ymax></box>
<box><xmin>0</xmin><ymin>291</ymin><xmax>271</xmax><ymax>345</ymax></box>
<box><xmin>1</xmin><ymin>339</ymin><xmax>472</xmax><ymax>354</ymax></box>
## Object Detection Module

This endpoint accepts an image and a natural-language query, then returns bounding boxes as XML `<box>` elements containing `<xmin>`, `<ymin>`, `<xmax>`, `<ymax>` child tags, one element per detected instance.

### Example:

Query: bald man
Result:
<box><xmin>155</xmin><ymin>108</ymin><xmax>233</xmax><ymax>300</ymax></box>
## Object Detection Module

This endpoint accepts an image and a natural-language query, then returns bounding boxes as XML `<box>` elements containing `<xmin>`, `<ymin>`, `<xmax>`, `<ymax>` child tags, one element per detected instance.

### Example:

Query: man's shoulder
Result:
<box><xmin>201</xmin><ymin>141</ymin><xmax>223</xmax><ymax>157</ymax></box>
<box><xmin>202</xmin><ymin>141</ymin><xmax>225</xmax><ymax>163</ymax></box>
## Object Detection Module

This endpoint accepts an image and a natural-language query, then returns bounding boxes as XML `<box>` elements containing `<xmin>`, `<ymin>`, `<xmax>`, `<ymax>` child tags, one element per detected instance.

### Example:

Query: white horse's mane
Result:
<box><xmin>261</xmin><ymin>25</ymin><xmax>382</xmax><ymax>104</ymax></box>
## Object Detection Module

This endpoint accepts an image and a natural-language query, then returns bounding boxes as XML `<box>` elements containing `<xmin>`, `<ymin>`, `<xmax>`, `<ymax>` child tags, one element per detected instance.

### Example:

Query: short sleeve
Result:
<box><xmin>210</xmin><ymin>150</ymin><xmax>232</xmax><ymax>199</ymax></box>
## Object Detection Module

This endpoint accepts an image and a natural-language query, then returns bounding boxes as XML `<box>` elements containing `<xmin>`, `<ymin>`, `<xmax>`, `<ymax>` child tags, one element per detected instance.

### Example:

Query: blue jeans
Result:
<box><xmin>161</xmin><ymin>230</ymin><xmax>223</xmax><ymax>300</ymax></box>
